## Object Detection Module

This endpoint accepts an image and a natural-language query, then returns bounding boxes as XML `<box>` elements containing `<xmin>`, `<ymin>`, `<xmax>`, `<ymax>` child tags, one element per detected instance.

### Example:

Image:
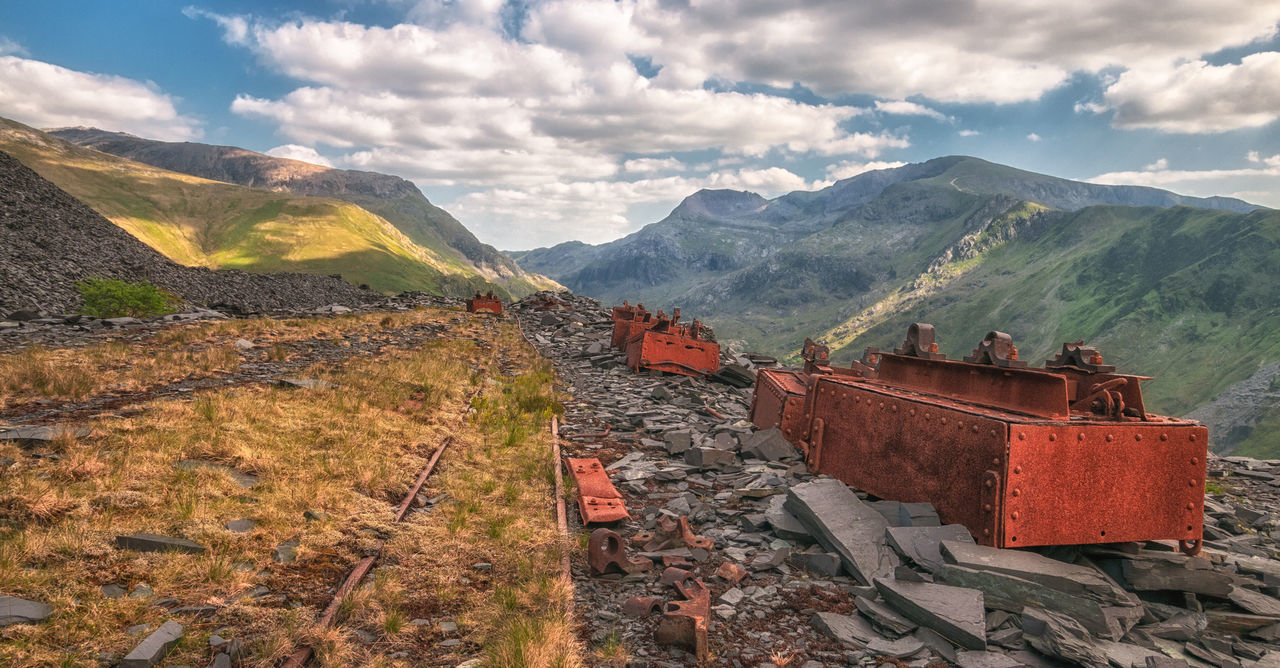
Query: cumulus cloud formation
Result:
<box><xmin>1026</xmin><ymin>133</ymin><xmax>1042</xmax><ymax>142</ymax></box>
<box><xmin>265</xmin><ymin>144</ymin><xmax>334</xmax><ymax>167</ymax></box>
<box><xmin>1104</xmin><ymin>52</ymin><xmax>1280</xmax><ymax>133</ymax></box>
<box><xmin>825</xmin><ymin>160</ymin><xmax>908</xmax><ymax>180</ymax></box>
<box><xmin>0</xmin><ymin>56</ymin><xmax>199</xmax><ymax>140</ymax></box>
<box><xmin>183</xmin><ymin>0</ymin><xmax>1280</xmax><ymax>244</ymax></box>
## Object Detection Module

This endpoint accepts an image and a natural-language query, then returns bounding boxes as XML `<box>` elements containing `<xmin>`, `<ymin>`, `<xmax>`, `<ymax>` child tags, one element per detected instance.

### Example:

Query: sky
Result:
<box><xmin>0</xmin><ymin>1</ymin><xmax>1278</xmax><ymax>250</ymax></box>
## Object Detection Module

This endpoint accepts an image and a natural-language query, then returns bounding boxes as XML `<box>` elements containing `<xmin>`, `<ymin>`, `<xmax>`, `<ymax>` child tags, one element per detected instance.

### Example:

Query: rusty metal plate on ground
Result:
<box><xmin>578</xmin><ymin>496</ymin><xmax>630</xmax><ymax>524</ymax></box>
<box><xmin>626</xmin><ymin>330</ymin><xmax>720</xmax><ymax>377</ymax></box>
<box><xmin>567</xmin><ymin>457</ymin><xmax>628</xmax><ymax>524</ymax></box>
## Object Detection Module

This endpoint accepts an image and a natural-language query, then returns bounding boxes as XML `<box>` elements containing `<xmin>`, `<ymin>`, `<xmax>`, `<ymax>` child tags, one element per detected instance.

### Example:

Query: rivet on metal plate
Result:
<box><xmin>984</xmin><ymin>504</ymin><xmax>992</xmax><ymax>511</ymax></box>
<box><xmin>984</xmin><ymin>479</ymin><xmax>993</xmax><ymax>489</ymax></box>
<box><xmin>1017</xmin><ymin>432</ymin><xmax>1025</xmax><ymax>440</ymax></box>
<box><xmin>941</xmin><ymin>417</ymin><xmax>948</xmax><ymax>425</ymax></box>
<box><xmin>1190</xmin><ymin>434</ymin><xmax>1197</xmax><ymax>441</ymax></box>
<box><xmin>1191</xmin><ymin>458</ymin><xmax>1198</xmax><ymax>465</ymax></box>
<box><xmin>1105</xmin><ymin>435</ymin><xmax>1113</xmax><ymax>443</ymax></box>
<box><xmin>983</xmin><ymin>529</ymin><xmax>990</xmax><ymax>536</ymax></box>
<box><xmin>992</xmin><ymin>458</ymin><xmax>1000</xmax><ymax>466</ymax></box>
<box><xmin>1160</xmin><ymin>433</ymin><xmax>1168</xmax><ymax>441</ymax></box>
<box><xmin>1011</xmin><ymin>512</ymin><xmax>1020</xmax><ymax>520</ymax></box>
<box><xmin>1013</xmin><ymin>466</ymin><xmax>1022</xmax><ymax>474</ymax></box>
<box><xmin>1078</xmin><ymin>433</ymin><xmax>1085</xmax><ymax>441</ymax></box>
<box><xmin>971</xmin><ymin>424</ymin><xmax>979</xmax><ymax>433</ymax></box>
<box><xmin>1012</xmin><ymin>489</ymin><xmax>1020</xmax><ymax>497</ymax></box>
<box><xmin>1135</xmin><ymin>434</ymin><xmax>1142</xmax><ymax>441</ymax></box>
<box><xmin>909</xmin><ymin>408</ymin><xmax>916</xmax><ymax>416</ymax></box>
<box><xmin>1048</xmin><ymin>434</ymin><xmax>1056</xmax><ymax>442</ymax></box>
<box><xmin>1188</xmin><ymin>480</ymin><xmax>1196</xmax><ymax>487</ymax></box>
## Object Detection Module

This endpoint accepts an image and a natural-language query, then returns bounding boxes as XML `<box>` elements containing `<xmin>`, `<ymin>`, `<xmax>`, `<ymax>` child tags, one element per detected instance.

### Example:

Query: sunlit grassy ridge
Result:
<box><xmin>0</xmin><ymin>309</ymin><xmax>577</xmax><ymax>666</ymax></box>
<box><xmin>0</xmin><ymin>117</ymin><xmax>511</xmax><ymax>296</ymax></box>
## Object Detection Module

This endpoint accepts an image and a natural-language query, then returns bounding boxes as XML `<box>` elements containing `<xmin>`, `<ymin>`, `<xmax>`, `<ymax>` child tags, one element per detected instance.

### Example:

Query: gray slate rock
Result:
<box><xmin>1120</xmin><ymin>559</ymin><xmax>1233</xmax><ymax>598</ymax></box>
<box><xmin>277</xmin><ymin>377</ymin><xmax>334</xmax><ymax>391</ymax></box>
<box><xmin>811</xmin><ymin>611</ymin><xmax>879</xmax><ymax>646</ymax></box>
<box><xmin>225</xmin><ymin>518</ymin><xmax>255</xmax><ymax>533</ymax></box>
<box><xmin>792</xmin><ymin>548</ymin><xmax>843</xmax><ymax>577</ymax></box>
<box><xmin>855</xmin><ymin>595</ymin><xmax>917</xmax><ymax>636</ymax></box>
<box><xmin>741</xmin><ymin>428</ymin><xmax>795</xmax><ymax>461</ymax></box>
<box><xmin>786</xmin><ymin>478</ymin><xmax>899</xmax><ymax>585</ymax></box>
<box><xmin>954</xmin><ymin>650</ymin><xmax>1025</xmax><ymax>668</ymax></box>
<box><xmin>942</xmin><ymin>540</ymin><xmax>1133</xmax><ymax>606</ymax></box>
<box><xmin>120</xmin><ymin>620</ymin><xmax>183</xmax><ymax>668</ymax></box>
<box><xmin>1021</xmin><ymin>607</ymin><xmax>1109</xmax><ymax>667</ymax></box>
<box><xmin>0</xmin><ymin>425</ymin><xmax>90</xmax><ymax>445</ymax></box>
<box><xmin>765</xmin><ymin>495</ymin><xmax>812</xmax><ymax>543</ymax></box>
<box><xmin>684</xmin><ymin>447</ymin><xmax>734</xmax><ymax>468</ymax></box>
<box><xmin>874</xmin><ymin>577</ymin><xmax>986</xmax><ymax>650</ymax></box>
<box><xmin>938</xmin><ymin>564</ymin><xmax>1140</xmax><ymax>640</ymax></box>
<box><xmin>866</xmin><ymin>636</ymin><xmax>925</xmax><ymax>658</ymax></box>
<box><xmin>115</xmin><ymin>534</ymin><xmax>206</xmax><ymax>554</ymax></box>
<box><xmin>1228</xmin><ymin>585</ymin><xmax>1280</xmax><ymax>616</ymax></box>
<box><xmin>0</xmin><ymin>595</ymin><xmax>52</xmax><ymax>627</ymax></box>
<box><xmin>886</xmin><ymin>525</ymin><xmax>973</xmax><ymax>574</ymax></box>
<box><xmin>274</xmin><ymin>538</ymin><xmax>299</xmax><ymax>563</ymax></box>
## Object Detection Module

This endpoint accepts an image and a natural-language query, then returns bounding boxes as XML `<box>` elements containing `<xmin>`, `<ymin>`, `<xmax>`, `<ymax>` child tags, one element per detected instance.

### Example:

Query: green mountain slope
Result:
<box><xmin>0</xmin><ymin>117</ymin><xmax>501</xmax><ymax>295</ymax></box>
<box><xmin>47</xmin><ymin>127</ymin><xmax>557</xmax><ymax>297</ymax></box>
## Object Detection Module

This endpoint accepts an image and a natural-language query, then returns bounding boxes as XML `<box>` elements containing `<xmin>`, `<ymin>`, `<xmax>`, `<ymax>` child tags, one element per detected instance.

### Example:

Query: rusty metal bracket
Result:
<box><xmin>1046</xmin><ymin>341</ymin><xmax>1116</xmax><ymax>373</ymax></box>
<box><xmin>568</xmin><ymin>457</ymin><xmax>629</xmax><ymax>524</ymax></box>
<box><xmin>894</xmin><ymin>322</ymin><xmax>946</xmax><ymax>360</ymax></box>
<box><xmin>677</xmin><ymin>516</ymin><xmax>713</xmax><ymax>551</ymax></box>
<box><xmin>579</xmin><ymin>496</ymin><xmax>630</xmax><ymax>524</ymax></box>
<box><xmin>656</xmin><ymin>578</ymin><xmax>710</xmax><ymax>662</ymax></box>
<box><xmin>588</xmin><ymin>528</ymin><xmax>653</xmax><ymax>576</ymax></box>
<box><xmin>979</xmin><ymin>469</ymin><xmax>1003</xmax><ymax>546</ymax></box>
<box><xmin>963</xmin><ymin>331</ymin><xmax>1027</xmax><ymax>369</ymax></box>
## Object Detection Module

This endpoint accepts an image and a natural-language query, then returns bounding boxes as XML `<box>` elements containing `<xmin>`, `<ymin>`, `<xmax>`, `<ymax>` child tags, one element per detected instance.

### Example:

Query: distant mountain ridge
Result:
<box><xmin>514</xmin><ymin>156</ymin><xmax>1278</xmax><ymax>456</ymax></box>
<box><xmin>48</xmin><ymin>127</ymin><xmax>555</xmax><ymax>296</ymax></box>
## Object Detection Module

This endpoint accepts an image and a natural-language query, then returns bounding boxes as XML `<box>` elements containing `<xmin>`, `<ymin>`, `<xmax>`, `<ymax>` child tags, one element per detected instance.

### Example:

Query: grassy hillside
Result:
<box><xmin>0</xmin><ymin>118</ymin><xmax>509</xmax><ymax>296</ymax></box>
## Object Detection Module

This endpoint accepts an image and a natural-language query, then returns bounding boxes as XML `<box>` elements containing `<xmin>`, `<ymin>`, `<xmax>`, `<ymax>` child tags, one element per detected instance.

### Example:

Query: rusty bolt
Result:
<box><xmin>1161</xmin><ymin>433</ymin><xmax>1169</xmax><ymax>441</ymax></box>
<box><xmin>1090</xmin><ymin>352</ymin><xmax>1104</xmax><ymax>365</ymax></box>
<box><xmin>1105</xmin><ymin>435</ymin><xmax>1113</xmax><ymax>443</ymax></box>
<box><xmin>1188</xmin><ymin>480</ymin><xmax>1196</xmax><ymax>487</ymax></box>
<box><xmin>1013</xmin><ymin>466</ymin><xmax>1022</xmax><ymax>474</ymax></box>
<box><xmin>892</xmin><ymin>405</ymin><xmax>898</xmax><ymax>413</ymax></box>
<box><xmin>1012</xmin><ymin>488</ymin><xmax>1021</xmax><ymax>497</ymax></box>
<box><xmin>992</xmin><ymin>458</ymin><xmax>1000</xmax><ymax>466</ymax></box>
<box><xmin>1018</xmin><ymin>432</ymin><xmax>1025</xmax><ymax>440</ymax></box>
<box><xmin>1048</xmin><ymin>433</ymin><xmax>1057</xmax><ymax>442</ymax></box>
<box><xmin>984</xmin><ymin>504</ymin><xmax>992</xmax><ymax>511</ymax></box>
<box><xmin>1078</xmin><ymin>433</ymin><xmax>1085</xmax><ymax>441</ymax></box>
<box><xmin>941</xmin><ymin>417</ymin><xmax>948</xmax><ymax>425</ymax></box>
<box><xmin>1191</xmin><ymin>458</ymin><xmax>1198</xmax><ymax>465</ymax></box>
<box><xmin>909</xmin><ymin>408</ymin><xmax>916</xmax><ymax>416</ymax></box>
<box><xmin>1186</xmin><ymin>503</ymin><xmax>1194</xmax><ymax>510</ymax></box>
<box><xmin>1011</xmin><ymin>512</ymin><xmax>1020</xmax><ymax>520</ymax></box>
<box><xmin>1135</xmin><ymin>434</ymin><xmax>1142</xmax><ymax>441</ymax></box>
<box><xmin>929</xmin><ymin>342</ymin><xmax>938</xmax><ymax>353</ymax></box>
<box><xmin>971</xmin><ymin>424</ymin><xmax>979</xmax><ymax>433</ymax></box>
<box><xmin>1190</xmin><ymin>434</ymin><xmax>1197</xmax><ymax>441</ymax></box>
<box><xmin>983</xmin><ymin>529</ymin><xmax>990</xmax><ymax>537</ymax></box>
<box><xmin>984</xmin><ymin>479</ymin><xmax>993</xmax><ymax>489</ymax></box>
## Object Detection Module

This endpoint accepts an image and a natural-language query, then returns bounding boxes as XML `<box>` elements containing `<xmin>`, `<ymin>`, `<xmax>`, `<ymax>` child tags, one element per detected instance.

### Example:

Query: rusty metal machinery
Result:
<box><xmin>750</xmin><ymin>338</ymin><xmax>877</xmax><ymax>452</ymax></box>
<box><xmin>610</xmin><ymin>304</ymin><xmax>655</xmax><ymax>349</ymax></box>
<box><xmin>465</xmin><ymin>291</ymin><xmax>503</xmax><ymax>314</ymax></box>
<box><xmin>782</xmin><ymin>323</ymin><xmax>1207</xmax><ymax>554</ymax></box>
<box><xmin>624</xmin><ymin>313</ymin><xmax>720</xmax><ymax>377</ymax></box>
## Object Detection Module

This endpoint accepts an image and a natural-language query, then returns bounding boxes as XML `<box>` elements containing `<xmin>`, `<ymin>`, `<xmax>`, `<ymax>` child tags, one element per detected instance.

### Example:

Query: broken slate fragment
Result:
<box><xmin>0</xmin><ymin>596</ymin><xmax>52</xmax><ymax>627</ymax></box>
<box><xmin>740</xmin><ymin>428</ymin><xmax>796</xmax><ymax>461</ymax></box>
<box><xmin>115</xmin><ymin>534</ymin><xmax>207</xmax><ymax>554</ymax></box>
<box><xmin>765</xmin><ymin>495</ymin><xmax>812</xmax><ymax>543</ymax></box>
<box><xmin>811</xmin><ymin>611</ymin><xmax>879</xmax><ymax>646</ymax></box>
<box><xmin>1120</xmin><ymin>559</ymin><xmax>1233</xmax><ymax>598</ymax></box>
<box><xmin>0</xmin><ymin>425</ymin><xmax>90</xmax><ymax>446</ymax></box>
<box><xmin>225</xmin><ymin>518</ymin><xmax>255</xmax><ymax>533</ymax></box>
<box><xmin>954</xmin><ymin>650</ymin><xmax>1025</xmax><ymax>668</ymax></box>
<box><xmin>1021</xmin><ymin>607</ymin><xmax>1109</xmax><ymax>667</ymax></box>
<box><xmin>886</xmin><ymin>525</ymin><xmax>973</xmax><ymax>574</ymax></box>
<box><xmin>855</xmin><ymin>595</ymin><xmax>918</xmax><ymax>636</ymax></box>
<box><xmin>942</xmin><ymin>540</ymin><xmax>1134</xmax><ymax>606</ymax></box>
<box><xmin>874</xmin><ymin>577</ymin><xmax>987</xmax><ymax>650</ymax></box>
<box><xmin>786</xmin><ymin>478</ymin><xmax>899</xmax><ymax>585</ymax></box>
<box><xmin>866</xmin><ymin>636</ymin><xmax>926</xmax><ymax>659</ymax></box>
<box><xmin>1228</xmin><ymin>586</ymin><xmax>1280</xmax><ymax>617</ymax></box>
<box><xmin>277</xmin><ymin>377</ymin><xmax>334</xmax><ymax>391</ymax></box>
<box><xmin>792</xmin><ymin>547</ymin><xmax>842</xmax><ymax>577</ymax></box>
<box><xmin>120</xmin><ymin>620</ymin><xmax>184</xmax><ymax>668</ymax></box>
<box><xmin>274</xmin><ymin>538</ymin><xmax>300</xmax><ymax>563</ymax></box>
<box><xmin>684</xmin><ymin>446</ymin><xmax>734</xmax><ymax>468</ymax></box>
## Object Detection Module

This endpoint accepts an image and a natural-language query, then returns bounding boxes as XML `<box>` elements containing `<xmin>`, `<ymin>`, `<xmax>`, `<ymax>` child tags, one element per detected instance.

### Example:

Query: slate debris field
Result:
<box><xmin>514</xmin><ymin>290</ymin><xmax>1280</xmax><ymax>667</ymax></box>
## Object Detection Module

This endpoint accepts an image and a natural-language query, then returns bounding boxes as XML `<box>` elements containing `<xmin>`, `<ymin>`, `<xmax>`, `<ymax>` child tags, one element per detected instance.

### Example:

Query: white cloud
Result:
<box><xmin>1026</xmin><ymin>133</ymin><xmax>1042</xmax><ymax>142</ymax></box>
<box><xmin>0</xmin><ymin>37</ymin><xmax>26</xmax><ymax>56</ymax></box>
<box><xmin>0</xmin><ymin>56</ymin><xmax>199</xmax><ymax>140</ymax></box>
<box><xmin>623</xmin><ymin>157</ymin><xmax>685</xmax><ymax>174</ymax></box>
<box><xmin>1090</xmin><ymin>157</ymin><xmax>1280</xmax><ymax>207</ymax></box>
<box><xmin>1074</xmin><ymin>100</ymin><xmax>1107</xmax><ymax>114</ymax></box>
<box><xmin>825</xmin><ymin>160</ymin><xmax>907</xmax><ymax>180</ymax></box>
<box><xmin>1104</xmin><ymin>52</ymin><xmax>1280</xmax><ymax>133</ymax></box>
<box><xmin>957</xmin><ymin>129</ymin><xmax>980</xmax><ymax>137</ymax></box>
<box><xmin>874</xmin><ymin>100</ymin><xmax>945</xmax><ymax>121</ymax></box>
<box><xmin>449</xmin><ymin>167</ymin><xmax>826</xmax><ymax>247</ymax></box>
<box><xmin>265</xmin><ymin>144</ymin><xmax>333</xmax><ymax>167</ymax></box>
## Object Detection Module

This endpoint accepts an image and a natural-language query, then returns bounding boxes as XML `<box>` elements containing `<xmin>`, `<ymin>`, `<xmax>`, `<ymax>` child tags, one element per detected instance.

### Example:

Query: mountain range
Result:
<box><xmin>0</xmin><ymin>117</ymin><xmax>556</xmax><ymax>298</ymax></box>
<box><xmin>514</xmin><ymin>156</ymin><xmax>1280</xmax><ymax>456</ymax></box>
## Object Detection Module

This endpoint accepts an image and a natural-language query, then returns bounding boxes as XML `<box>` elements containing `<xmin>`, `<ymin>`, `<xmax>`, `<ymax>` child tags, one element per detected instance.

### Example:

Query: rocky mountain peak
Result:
<box><xmin>671</xmin><ymin>188</ymin><xmax>769</xmax><ymax>219</ymax></box>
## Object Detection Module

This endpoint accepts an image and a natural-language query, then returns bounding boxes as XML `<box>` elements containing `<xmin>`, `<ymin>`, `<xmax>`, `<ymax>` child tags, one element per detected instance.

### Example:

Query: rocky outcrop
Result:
<box><xmin>0</xmin><ymin>150</ymin><xmax>376</xmax><ymax>313</ymax></box>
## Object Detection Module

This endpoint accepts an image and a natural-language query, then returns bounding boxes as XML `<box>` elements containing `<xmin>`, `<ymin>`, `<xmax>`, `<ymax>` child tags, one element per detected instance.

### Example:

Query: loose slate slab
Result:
<box><xmin>941</xmin><ymin>540</ymin><xmax>1133</xmax><ymax>606</ymax></box>
<box><xmin>0</xmin><ymin>425</ymin><xmax>90</xmax><ymax>446</ymax></box>
<box><xmin>120</xmin><ymin>620</ymin><xmax>183</xmax><ymax>668</ymax></box>
<box><xmin>874</xmin><ymin>577</ymin><xmax>986</xmax><ymax>650</ymax></box>
<box><xmin>1228</xmin><ymin>586</ymin><xmax>1280</xmax><ymax>617</ymax></box>
<box><xmin>0</xmin><ymin>595</ymin><xmax>53</xmax><ymax>627</ymax></box>
<box><xmin>740</xmin><ymin>428</ymin><xmax>795</xmax><ymax>461</ymax></box>
<box><xmin>1120</xmin><ymin>559</ymin><xmax>1234</xmax><ymax>598</ymax></box>
<box><xmin>1021</xmin><ymin>607</ymin><xmax>1109</xmax><ymax>667</ymax></box>
<box><xmin>786</xmin><ymin>478</ymin><xmax>899</xmax><ymax>585</ymax></box>
<box><xmin>810</xmin><ymin>611</ymin><xmax>879</xmax><ymax>646</ymax></box>
<box><xmin>886</xmin><ymin>525</ymin><xmax>973</xmax><ymax>574</ymax></box>
<box><xmin>938</xmin><ymin>564</ymin><xmax>1141</xmax><ymax>640</ymax></box>
<box><xmin>765</xmin><ymin>495</ymin><xmax>812</xmax><ymax>543</ymax></box>
<box><xmin>277</xmin><ymin>377</ymin><xmax>335</xmax><ymax>391</ymax></box>
<box><xmin>115</xmin><ymin>533</ymin><xmax>207</xmax><ymax>554</ymax></box>
<box><xmin>954</xmin><ymin>650</ymin><xmax>1025</xmax><ymax>668</ymax></box>
<box><xmin>855</xmin><ymin>595</ymin><xmax>917</xmax><ymax>636</ymax></box>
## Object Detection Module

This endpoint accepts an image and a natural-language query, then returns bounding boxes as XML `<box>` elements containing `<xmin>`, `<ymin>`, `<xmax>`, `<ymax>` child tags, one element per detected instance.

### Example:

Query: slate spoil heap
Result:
<box><xmin>515</xmin><ymin>291</ymin><xmax>1280</xmax><ymax>668</ymax></box>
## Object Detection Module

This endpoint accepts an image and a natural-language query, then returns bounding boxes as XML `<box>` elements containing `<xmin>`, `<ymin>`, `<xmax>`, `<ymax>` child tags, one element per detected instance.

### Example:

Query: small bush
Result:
<box><xmin>75</xmin><ymin>278</ymin><xmax>179</xmax><ymax>318</ymax></box>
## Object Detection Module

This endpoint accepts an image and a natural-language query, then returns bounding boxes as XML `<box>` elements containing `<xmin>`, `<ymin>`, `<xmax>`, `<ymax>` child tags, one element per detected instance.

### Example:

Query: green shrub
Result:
<box><xmin>75</xmin><ymin>278</ymin><xmax>179</xmax><ymax>318</ymax></box>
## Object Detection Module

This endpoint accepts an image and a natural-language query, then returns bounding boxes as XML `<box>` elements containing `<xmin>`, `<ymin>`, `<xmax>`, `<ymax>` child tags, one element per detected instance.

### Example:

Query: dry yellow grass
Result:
<box><xmin>0</xmin><ymin>309</ymin><xmax>578</xmax><ymax>667</ymax></box>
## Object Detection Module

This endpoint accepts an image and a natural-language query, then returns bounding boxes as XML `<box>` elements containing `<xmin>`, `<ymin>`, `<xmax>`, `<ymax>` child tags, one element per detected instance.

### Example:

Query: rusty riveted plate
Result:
<box><xmin>567</xmin><ymin>457</ymin><xmax>629</xmax><ymax>524</ymax></box>
<box><xmin>626</xmin><ymin>329</ymin><xmax>720</xmax><ymax>377</ymax></box>
<box><xmin>1002</xmin><ymin>422</ymin><xmax>1207</xmax><ymax>549</ymax></box>
<box><xmin>750</xmin><ymin>368</ymin><xmax>811</xmax><ymax>448</ymax></box>
<box><xmin>577</xmin><ymin>496</ymin><xmax>630</xmax><ymax>524</ymax></box>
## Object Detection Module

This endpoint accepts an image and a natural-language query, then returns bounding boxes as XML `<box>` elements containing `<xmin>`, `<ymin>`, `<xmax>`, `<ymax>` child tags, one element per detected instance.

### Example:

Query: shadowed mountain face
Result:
<box><xmin>48</xmin><ymin>127</ymin><xmax>555</xmax><ymax>296</ymax></box>
<box><xmin>516</xmin><ymin>156</ymin><xmax>1278</xmax><ymax>455</ymax></box>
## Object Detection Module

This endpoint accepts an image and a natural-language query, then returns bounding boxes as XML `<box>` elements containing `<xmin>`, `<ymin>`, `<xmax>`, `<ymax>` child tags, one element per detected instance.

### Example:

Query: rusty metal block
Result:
<box><xmin>800</xmin><ymin>324</ymin><xmax>1208</xmax><ymax>553</ymax></box>
<box><xmin>465</xmin><ymin>291</ymin><xmax>502</xmax><ymax>314</ymax></box>
<box><xmin>655</xmin><ymin>578</ymin><xmax>710</xmax><ymax>662</ymax></box>
<box><xmin>587</xmin><ymin>528</ymin><xmax>652</xmax><ymax>576</ymax></box>
<box><xmin>750</xmin><ymin>368</ymin><xmax>811</xmax><ymax>449</ymax></box>
<box><xmin>660</xmin><ymin>566</ymin><xmax>694</xmax><ymax>587</ymax></box>
<box><xmin>578</xmin><ymin>496</ymin><xmax>629</xmax><ymax>524</ymax></box>
<box><xmin>626</xmin><ymin>329</ymin><xmax>720</xmax><ymax>377</ymax></box>
<box><xmin>715</xmin><ymin>561</ymin><xmax>748</xmax><ymax>584</ymax></box>
<box><xmin>622</xmin><ymin>596</ymin><xmax>664</xmax><ymax>618</ymax></box>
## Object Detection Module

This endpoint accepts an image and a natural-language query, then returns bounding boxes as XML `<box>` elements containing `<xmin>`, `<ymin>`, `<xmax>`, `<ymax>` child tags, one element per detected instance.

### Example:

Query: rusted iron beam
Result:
<box><xmin>567</xmin><ymin>457</ymin><xmax>630</xmax><ymax>524</ymax></box>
